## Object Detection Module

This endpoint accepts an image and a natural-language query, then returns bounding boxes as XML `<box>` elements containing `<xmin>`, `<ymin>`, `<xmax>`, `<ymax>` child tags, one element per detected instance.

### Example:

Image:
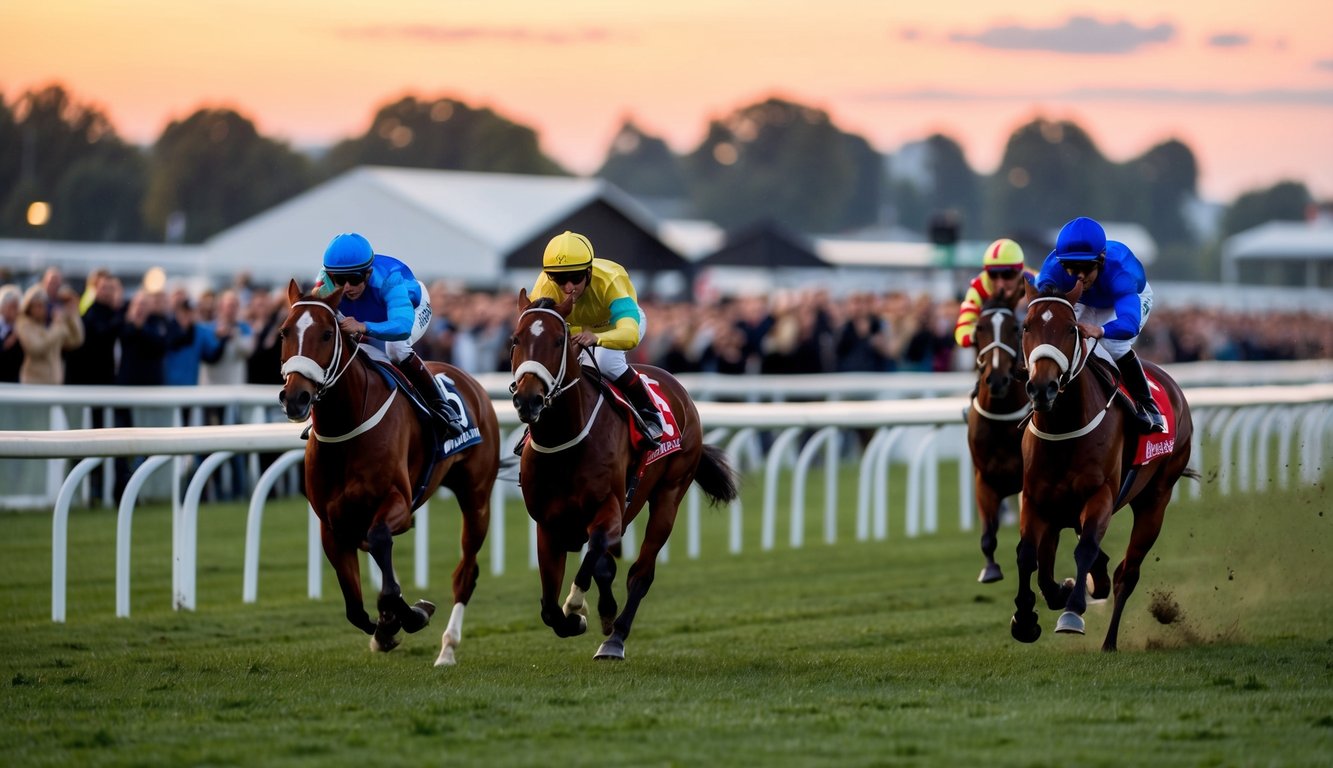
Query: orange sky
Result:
<box><xmin>4</xmin><ymin>1</ymin><xmax>1332</xmax><ymax>202</ymax></box>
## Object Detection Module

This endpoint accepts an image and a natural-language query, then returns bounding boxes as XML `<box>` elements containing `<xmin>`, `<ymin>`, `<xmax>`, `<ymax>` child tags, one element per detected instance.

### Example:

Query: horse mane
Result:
<box><xmin>530</xmin><ymin>297</ymin><xmax>558</xmax><ymax>310</ymax></box>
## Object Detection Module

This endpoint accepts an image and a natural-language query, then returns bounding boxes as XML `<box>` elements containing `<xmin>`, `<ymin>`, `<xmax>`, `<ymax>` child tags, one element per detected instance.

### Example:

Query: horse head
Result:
<box><xmin>975</xmin><ymin>286</ymin><xmax>1025</xmax><ymax>399</ymax></box>
<box><xmin>277</xmin><ymin>278</ymin><xmax>348</xmax><ymax>422</ymax></box>
<box><xmin>1022</xmin><ymin>280</ymin><xmax>1085</xmax><ymax>412</ymax></box>
<box><xmin>509</xmin><ymin>288</ymin><xmax>579</xmax><ymax>425</ymax></box>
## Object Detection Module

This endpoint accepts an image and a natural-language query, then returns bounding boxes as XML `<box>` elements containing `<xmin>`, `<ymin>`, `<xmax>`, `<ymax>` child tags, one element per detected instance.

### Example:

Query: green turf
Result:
<box><xmin>1</xmin><ymin>450</ymin><xmax>1330</xmax><ymax>767</ymax></box>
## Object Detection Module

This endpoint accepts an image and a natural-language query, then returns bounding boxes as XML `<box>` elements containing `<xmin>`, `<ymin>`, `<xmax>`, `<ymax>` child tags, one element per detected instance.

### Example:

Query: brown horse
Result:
<box><xmin>966</xmin><ymin>286</ymin><xmax>1029</xmax><ymax>583</ymax></box>
<box><xmin>277</xmin><ymin>279</ymin><xmax>498</xmax><ymax>666</ymax></box>
<box><xmin>1014</xmin><ymin>281</ymin><xmax>1197</xmax><ymax>651</ymax></box>
<box><xmin>509</xmin><ymin>291</ymin><xmax>739</xmax><ymax>660</ymax></box>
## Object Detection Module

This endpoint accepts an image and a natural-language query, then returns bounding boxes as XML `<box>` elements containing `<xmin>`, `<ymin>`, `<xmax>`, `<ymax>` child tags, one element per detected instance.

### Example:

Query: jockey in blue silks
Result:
<box><xmin>313</xmin><ymin>232</ymin><xmax>466</xmax><ymax>439</ymax></box>
<box><xmin>1034</xmin><ymin>216</ymin><xmax>1167</xmax><ymax>433</ymax></box>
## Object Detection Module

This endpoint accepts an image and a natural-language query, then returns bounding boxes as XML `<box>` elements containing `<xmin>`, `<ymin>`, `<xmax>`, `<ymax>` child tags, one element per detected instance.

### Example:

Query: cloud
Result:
<box><xmin>338</xmin><ymin>25</ymin><xmax>614</xmax><ymax>45</ymax></box>
<box><xmin>852</xmin><ymin>87</ymin><xmax>1333</xmax><ymax>106</ymax></box>
<box><xmin>1208</xmin><ymin>33</ymin><xmax>1250</xmax><ymax>48</ymax></box>
<box><xmin>1317</xmin><ymin>59</ymin><xmax>1333</xmax><ymax>72</ymax></box>
<box><xmin>949</xmin><ymin>15</ymin><xmax>1175</xmax><ymax>54</ymax></box>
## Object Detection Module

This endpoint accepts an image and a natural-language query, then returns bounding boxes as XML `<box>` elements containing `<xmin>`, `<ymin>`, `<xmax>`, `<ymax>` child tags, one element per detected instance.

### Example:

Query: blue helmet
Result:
<box><xmin>323</xmin><ymin>233</ymin><xmax>375</xmax><ymax>274</ymax></box>
<box><xmin>1051</xmin><ymin>217</ymin><xmax>1106</xmax><ymax>263</ymax></box>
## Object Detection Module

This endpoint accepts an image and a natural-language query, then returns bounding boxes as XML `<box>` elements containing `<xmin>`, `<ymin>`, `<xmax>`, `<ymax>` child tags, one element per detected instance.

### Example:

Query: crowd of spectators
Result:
<box><xmin>3</xmin><ymin>268</ymin><xmax>1331</xmax><ymax>394</ymax></box>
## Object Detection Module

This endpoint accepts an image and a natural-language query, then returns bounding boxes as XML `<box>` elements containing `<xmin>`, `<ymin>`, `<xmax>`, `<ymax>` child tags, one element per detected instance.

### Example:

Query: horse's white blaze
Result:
<box><xmin>295</xmin><ymin>309</ymin><xmax>315</xmax><ymax>357</ymax></box>
<box><xmin>989</xmin><ymin>312</ymin><xmax>1005</xmax><ymax>370</ymax></box>
<box><xmin>434</xmin><ymin>602</ymin><xmax>466</xmax><ymax>667</ymax></box>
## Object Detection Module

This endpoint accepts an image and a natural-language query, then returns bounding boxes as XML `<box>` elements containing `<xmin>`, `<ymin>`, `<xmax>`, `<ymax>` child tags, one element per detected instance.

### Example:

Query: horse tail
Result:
<box><xmin>1181</xmin><ymin>466</ymin><xmax>1202</xmax><ymax>481</ymax></box>
<box><xmin>694</xmin><ymin>444</ymin><xmax>740</xmax><ymax>506</ymax></box>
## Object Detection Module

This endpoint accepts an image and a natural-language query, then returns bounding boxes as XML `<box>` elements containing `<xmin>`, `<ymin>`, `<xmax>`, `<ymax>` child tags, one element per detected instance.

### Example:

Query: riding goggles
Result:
<box><xmin>545</xmin><ymin>269</ymin><xmax>588</xmax><ymax>286</ymax></box>
<box><xmin>987</xmin><ymin>268</ymin><xmax>1021</xmax><ymax>280</ymax></box>
<box><xmin>329</xmin><ymin>271</ymin><xmax>369</xmax><ymax>286</ymax></box>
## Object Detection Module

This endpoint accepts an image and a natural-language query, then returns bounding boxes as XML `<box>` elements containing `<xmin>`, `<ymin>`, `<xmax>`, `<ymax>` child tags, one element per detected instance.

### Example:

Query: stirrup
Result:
<box><xmin>639</xmin><ymin>411</ymin><xmax>664</xmax><ymax>442</ymax></box>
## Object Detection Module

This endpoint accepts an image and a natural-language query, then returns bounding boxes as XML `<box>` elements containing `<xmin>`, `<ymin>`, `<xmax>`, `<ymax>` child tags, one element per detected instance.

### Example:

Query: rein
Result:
<box><xmin>281</xmin><ymin>299</ymin><xmax>393</xmax><ymax>443</ymax></box>
<box><xmin>510</xmin><ymin>305</ymin><xmax>599</xmax><ymax>452</ymax></box>
<box><xmin>1023</xmin><ymin>295</ymin><xmax>1112</xmax><ymax>441</ymax></box>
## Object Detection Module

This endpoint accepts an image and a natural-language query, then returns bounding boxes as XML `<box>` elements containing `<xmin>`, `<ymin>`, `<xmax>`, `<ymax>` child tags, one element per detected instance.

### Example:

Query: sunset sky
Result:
<box><xmin>4</xmin><ymin>1</ymin><xmax>1332</xmax><ymax>203</ymax></box>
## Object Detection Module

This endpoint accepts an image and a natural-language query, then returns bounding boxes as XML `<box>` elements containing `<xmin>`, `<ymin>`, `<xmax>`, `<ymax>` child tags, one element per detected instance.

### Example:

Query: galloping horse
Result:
<box><xmin>966</xmin><ymin>286</ymin><xmax>1029</xmax><ymax>583</ymax></box>
<box><xmin>278</xmin><ymin>279</ymin><xmax>498</xmax><ymax>666</ymax></box>
<box><xmin>1013</xmin><ymin>281</ymin><xmax>1197</xmax><ymax>651</ymax></box>
<box><xmin>509</xmin><ymin>291</ymin><xmax>739</xmax><ymax>660</ymax></box>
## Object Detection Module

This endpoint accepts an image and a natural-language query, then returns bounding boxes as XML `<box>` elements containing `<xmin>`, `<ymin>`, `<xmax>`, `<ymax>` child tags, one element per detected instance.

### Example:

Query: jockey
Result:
<box><xmin>955</xmin><ymin>237</ymin><xmax>1035</xmax><ymax>349</ymax></box>
<box><xmin>1034</xmin><ymin>216</ymin><xmax>1166</xmax><ymax>433</ymax></box>
<box><xmin>313</xmin><ymin>233</ymin><xmax>466</xmax><ymax>439</ymax></box>
<box><xmin>530</xmin><ymin>230</ymin><xmax>664</xmax><ymax>445</ymax></box>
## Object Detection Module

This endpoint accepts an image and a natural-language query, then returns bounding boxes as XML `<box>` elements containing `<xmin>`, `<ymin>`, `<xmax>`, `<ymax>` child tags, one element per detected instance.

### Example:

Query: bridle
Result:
<box><xmin>509</xmin><ymin>305</ymin><xmax>603</xmax><ymax>453</ymax></box>
<box><xmin>281</xmin><ymin>299</ymin><xmax>396</xmax><ymax>443</ymax></box>
<box><xmin>1023</xmin><ymin>295</ymin><xmax>1113</xmax><ymax>441</ymax></box>
<box><xmin>509</xmin><ymin>306</ymin><xmax>583</xmax><ymax>405</ymax></box>
<box><xmin>971</xmin><ymin>306</ymin><xmax>1030</xmax><ymax>422</ymax></box>
<box><xmin>1024</xmin><ymin>296</ymin><xmax>1095</xmax><ymax>393</ymax></box>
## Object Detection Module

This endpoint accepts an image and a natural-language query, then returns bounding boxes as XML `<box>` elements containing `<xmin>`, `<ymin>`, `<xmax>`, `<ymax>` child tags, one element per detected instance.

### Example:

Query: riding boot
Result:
<box><xmin>1116</xmin><ymin>350</ymin><xmax>1166</xmax><ymax>433</ymax></box>
<box><xmin>398</xmin><ymin>351</ymin><xmax>466</xmax><ymax>440</ymax></box>
<box><xmin>614</xmin><ymin>369</ymin><xmax>664</xmax><ymax>444</ymax></box>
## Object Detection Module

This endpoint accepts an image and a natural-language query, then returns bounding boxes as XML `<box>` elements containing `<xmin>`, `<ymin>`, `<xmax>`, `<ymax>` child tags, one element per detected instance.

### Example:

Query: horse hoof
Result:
<box><xmin>978</xmin><ymin>564</ymin><xmax>1004</xmax><ymax>584</ymax></box>
<box><xmin>1010</xmin><ymin>615</ymin><xmax>1041</xmax><ymax>644</ymax></box>
<box><xmin>415</xmin><ymin>599</ymin><xmax>437</xmax><ymax>619</ymax></box>
<box><xmin>1055</xmin><ymin>611</ymin><xmax>1086</xmax><ymax>635</ymax></box>
<box><xmin>594</xmin><ymin>639</ymin><xmax>625</xmax><ymax>660</ymax></box>
<box><xmin>434</xmin><ymin>647</ymin><xmax>457</xmax><ymax>667</ymax></box>
<box><xmin>370</xmin><ymin>633</ymin><xmax>400</xmax><ymax>653</ymax></box>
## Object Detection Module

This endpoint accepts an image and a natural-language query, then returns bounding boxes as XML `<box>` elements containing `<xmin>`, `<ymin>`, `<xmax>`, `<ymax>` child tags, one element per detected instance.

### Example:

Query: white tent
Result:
<box><xmin>204</xmin><ymin>166</ymin><xmax>661</xmax><ymax>288</ymax></box>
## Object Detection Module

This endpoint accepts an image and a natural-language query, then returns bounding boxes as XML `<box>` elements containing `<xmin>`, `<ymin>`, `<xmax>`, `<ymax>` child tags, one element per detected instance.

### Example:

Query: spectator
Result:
<box><xmin>66</xmin><ymin>273</ymin><xmax>125</xmax><ymax>388</ymax></box>
<box><xmin>15</xmin><ymin>284</ymin><xmax>84</xmax><ymax>384</ymax></box>
<box><xmin>201</xmin><ymin>289</ymin><xmax>256</xmax><ymax>499</ymax></box>
<box><xmin>0</xmin><ymin>284</ymin><xmax>22</xmax><ymax>382</ymax></box>
<box><xmin>114</xmin><ymin>289</ymin><xmax>171</xmax><ymax>497</ymax></box>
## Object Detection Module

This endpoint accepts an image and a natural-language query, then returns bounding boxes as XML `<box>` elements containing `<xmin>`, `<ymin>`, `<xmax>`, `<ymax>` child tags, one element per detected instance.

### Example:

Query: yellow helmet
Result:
<box><xmin>542</xmin><ymin>231</ymin><xmax>594</xmax><ymax>272</ymax></box>
<box><xmin>982</xmin><ymin>238</ymin><xmax>1025</xmax><ymax>271</ymax></box>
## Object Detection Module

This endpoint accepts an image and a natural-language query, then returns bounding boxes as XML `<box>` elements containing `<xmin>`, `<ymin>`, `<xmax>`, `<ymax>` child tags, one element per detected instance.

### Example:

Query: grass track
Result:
<box><xmin>1</xmin><ymin>454</ymin><xmax>1331</xmax><ymax>767</ymax></box>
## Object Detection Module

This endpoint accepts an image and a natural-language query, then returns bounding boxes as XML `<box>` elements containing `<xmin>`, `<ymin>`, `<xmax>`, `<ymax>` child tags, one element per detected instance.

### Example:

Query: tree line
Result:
<box><xmin>0</xmin><ymin>84</ymin><xmax>1319</xmax><ymax>280</ymax></box>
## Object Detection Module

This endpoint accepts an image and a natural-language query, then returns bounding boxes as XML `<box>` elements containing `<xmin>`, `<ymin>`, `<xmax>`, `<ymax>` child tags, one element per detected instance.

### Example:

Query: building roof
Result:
<box><xmin>1223</xmin><ymin>219</ymin><xmax>1333</xmax><ymax>260</ymax></box>
<box><xmin>206</xmin><ymin>166</ymin><xmax>665</xmax><ymax>287</ymax></box>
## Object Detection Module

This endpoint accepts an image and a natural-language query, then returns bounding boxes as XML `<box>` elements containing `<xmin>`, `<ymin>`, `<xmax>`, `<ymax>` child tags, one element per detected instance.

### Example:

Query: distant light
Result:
<box><xmin>27</xmin><ymin>201</ymin><xmax>50</xmax><ymax>227</ymax></box>
<box><xmin>713</xmin><ymin>143</ymin><xmax>738</xmax><ymax>166</ymax></box>
<box><xmin>1008</xmin><ymin>167</ymin><xmax>1030</xmax><ymax>189</ymax></box>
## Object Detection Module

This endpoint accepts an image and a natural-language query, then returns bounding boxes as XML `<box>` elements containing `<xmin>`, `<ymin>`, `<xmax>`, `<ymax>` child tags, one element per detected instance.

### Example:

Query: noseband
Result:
<box><xmin>975</xmin><ymin>307</ymin><xmax>1018</xmax><ymax>373</ymax></box>
<box><xmin>1024</xmin><ymin>296</ymin><xmax>1094</xmax><ymax>391</ymax></box>
<box><xmin>509</xmin><ymin>306</ymin><xmax>583</xmax><ymax>405</ymax></box>
<box><xmin>280</xmin><ymin>300</ymin><xmax>361</xmax><ymax>403</ymax></box>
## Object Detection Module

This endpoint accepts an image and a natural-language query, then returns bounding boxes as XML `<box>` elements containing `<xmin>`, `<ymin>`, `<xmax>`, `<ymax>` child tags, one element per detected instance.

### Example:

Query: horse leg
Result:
<box><xmin>366</xmin><ymin>522</ymin><xmax>433</xmax><ymax>654</ymax></box>
<box><xmin>537</xmin><ymin>526</ymin><xmax>586</xmax><ymax>638</ymax></box>
<box><xmin>975</xmin><ymin>479</ymin><xmax>1004</xmax><ymax>583</ymax></box>
<box><xmin>1010</xmin><ymin>508</ymin><xmax>1042</xmax><ymax>643</ymax></box>
<box><xmin>1089</xmin><ymin>548</ymin><xmax>1112</xmax><ymax>601</ymax></box>
<box><xmin>1103</xmin><ymin>490</ymin><xmax>1168</xmax><ymax>652</ymax></box>
<box><xmin>597</xmin><ymin>494</ymin><xmax>680</xmax><ymax>660</ymax></box>
<box><xmin>320</xmin><ymin>525</ymin><xmax>375</xmax><ymax>636</ymax></box>
<box><xmin>435</xmin><ymin>497</ymin><xmax>490</xmax><ymax>668</ymax></box>
<box><xmin>1034</xmin><ymin>525</ymin><xmax>1068</xmax><ymax>610</ymax></box>
<box><xmin>1057</xmin><ymin>488</ymin><xmax>1114</xmax><ymax>636</ymax></box>
<box><xmin>592</xmin><ymin>551</ymin><xmax>618</xmax><ymax>637</ymax></box>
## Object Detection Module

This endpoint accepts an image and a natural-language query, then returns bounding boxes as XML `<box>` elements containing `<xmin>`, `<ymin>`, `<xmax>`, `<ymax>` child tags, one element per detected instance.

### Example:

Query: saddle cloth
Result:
<box><xmin>362</xmin><ymin>345</ymin><xmax>482</xmax><ymax>459</ymax></box>
<box><xmin>1115</xmin><ymin>370</ymin><xmax>1177</xmax><ymax>467</ymax></box>
<box><xmin>606</xmin><ymin>371</ymin><xmax>683</xmax><ymax>467</ymax></box>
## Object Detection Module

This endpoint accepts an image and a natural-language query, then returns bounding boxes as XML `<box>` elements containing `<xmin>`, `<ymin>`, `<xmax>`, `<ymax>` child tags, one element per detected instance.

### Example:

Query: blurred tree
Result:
<box><xmin>320</xmin><ymin>96</ymin><xmax>566</xmax><ymax>178</ymax></box>
<box><xmin>595</xmin><ymin>119</ymin><xmax>688</xmax><ymax>199</ymax></box>
<box><xmin>143</xmin><ymin>108</ymin><xmax>312</xmax><ymax>242</ymax></box>
<box><xmin>51</xmin><ymin>146</ymin><xmax>149</xmax><ymax>241</ymax></box>
<box><xmin>887</xmin><ymin>134</ymin><xmax>981</xmax><ymax>236</ymax></box>
<box><xmin>984</xmin><ymin>118</ymin><xmax>1113</xmax><ymax>235</ymax></box>
<box><xmin>0</xmin><ymin>84</ymin><xmax>146</xmax><ymax>240</ymax></box>
<box><xmin>1116</xmin><ymin>139</ymin><xmax>1198</xmax><ymax>247</ymax></box>
<box><xmin>1220</xmin><ymin>180</ymin><xmax>1312</xmax><ymax>237</ymax></box>
<box><xmin>680</xmin><ymin>97</ymin><xmax>879</xmax><ymax>232</ymax></box>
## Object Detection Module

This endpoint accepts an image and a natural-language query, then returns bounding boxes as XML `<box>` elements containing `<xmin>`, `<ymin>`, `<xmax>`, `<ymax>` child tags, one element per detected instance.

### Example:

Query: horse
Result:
<box><xmin>509</xmin><ymin>290</ymin><xmax>740</xmax><ymax>660</ymax></box>
<box><xmin>1013</xmin><ymin>280</ymin><xmax>1197</xmax><ymax>651</ymax></box>
<box><xmin>965</xmin><ymin>286</ymin><xmax>1029</xmax><ymax>583</ymax></box>
<box><xmin>277</xmin><ymin>279</ymin><xmax>498</xmax><ymax>666</ymax></box>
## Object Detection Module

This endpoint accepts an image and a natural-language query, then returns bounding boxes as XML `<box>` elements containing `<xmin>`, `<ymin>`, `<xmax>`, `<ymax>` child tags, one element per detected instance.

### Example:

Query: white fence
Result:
<box><xmin>2</xmin><ymin>381</ymin><xmax>1332</xmax><ymax>623</ymax></box>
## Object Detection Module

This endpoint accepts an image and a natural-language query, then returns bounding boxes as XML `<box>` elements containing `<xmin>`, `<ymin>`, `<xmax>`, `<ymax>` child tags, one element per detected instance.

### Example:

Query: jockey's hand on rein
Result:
<box><xmin>1076</xmin><ymin>322</ymin><xmax>1104</xmax><ymax>340</ymax></box>
<box><xmin>572</xmin><ymin>330</ymin><xmax>599</xmax><ymax>350</ymax></box>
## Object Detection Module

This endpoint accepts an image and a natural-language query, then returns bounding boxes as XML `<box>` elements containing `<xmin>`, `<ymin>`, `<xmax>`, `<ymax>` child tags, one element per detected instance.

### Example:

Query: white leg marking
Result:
<box><xmin>434</xmin><ymin>602</ymin><xmax>466</xmax><ymax>667</ymax></box>
<box><xmin>563</xmin><ymin>583</ymin><xmax>587</xmax><ymax>617</ymax></box>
